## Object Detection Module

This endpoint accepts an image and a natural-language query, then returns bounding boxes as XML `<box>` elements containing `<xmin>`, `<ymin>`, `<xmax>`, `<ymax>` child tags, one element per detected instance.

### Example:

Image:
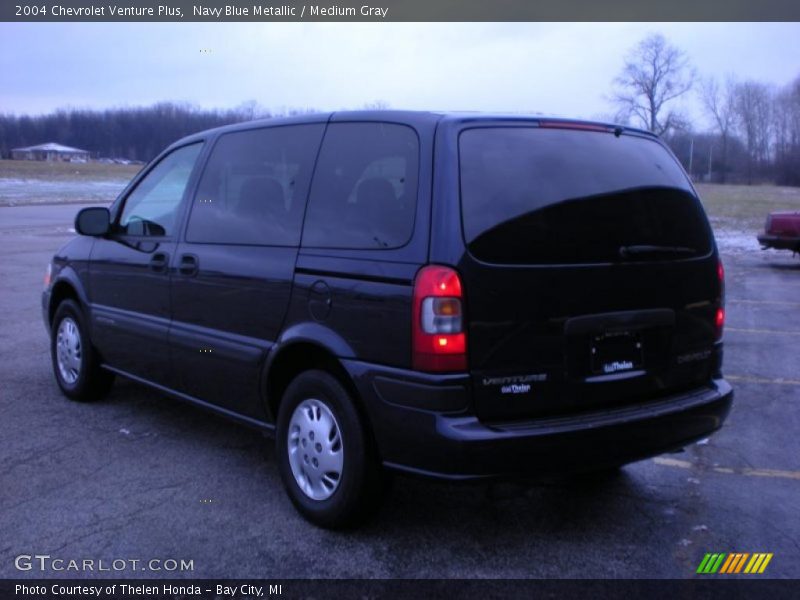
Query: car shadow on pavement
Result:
<box><xmin>106</xmin><ymin>378</ymin><xmax>669</xmax><ymax>558</ymax></box>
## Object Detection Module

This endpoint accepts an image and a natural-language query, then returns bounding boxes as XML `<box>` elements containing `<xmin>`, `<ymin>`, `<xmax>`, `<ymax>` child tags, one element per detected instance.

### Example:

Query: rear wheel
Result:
<box><xmin>51</xmin><ymin>299</ymin><xmax>114</xmax><ymax>401</ymax></box>
<box><xmin>276</xmin><ymin>370</ymin><xmax>386</xmax><ymax>528</ymax></box>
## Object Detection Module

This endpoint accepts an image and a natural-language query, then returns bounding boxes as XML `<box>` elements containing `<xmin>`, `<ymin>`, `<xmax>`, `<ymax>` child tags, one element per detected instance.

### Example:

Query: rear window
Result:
<box><xmin>459</xmin><ymin>127</ymin><xmax>712</xmax><ymax>265</ymax></box>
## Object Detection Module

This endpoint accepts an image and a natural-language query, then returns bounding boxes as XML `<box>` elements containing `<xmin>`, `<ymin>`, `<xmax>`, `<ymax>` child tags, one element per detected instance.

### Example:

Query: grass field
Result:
<box><xmin>696</xmin><ymin>183</ymin><xmax>800</xmax><ymax>233</ymax></box>
<box><xmin>0</xmin><ymin>159</ymin><xmax>141</xmax><ymax>182</ymax></box>
<box><xmin>0</xmin><ymin>159</ymin><xmax>141</xmax><ymax>206</ymax></box>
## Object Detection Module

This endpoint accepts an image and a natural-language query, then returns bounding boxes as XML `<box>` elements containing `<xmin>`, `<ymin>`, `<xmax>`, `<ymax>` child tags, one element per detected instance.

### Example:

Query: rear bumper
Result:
<box><xmin>344</xmin><ymin>360</ymin><xmax>733</xmax><ymax>479</ymax></box>
<box><xmin>758</xmin><ymin>233</ymin><xmax>800</xmax><ymax>251</ymax></box>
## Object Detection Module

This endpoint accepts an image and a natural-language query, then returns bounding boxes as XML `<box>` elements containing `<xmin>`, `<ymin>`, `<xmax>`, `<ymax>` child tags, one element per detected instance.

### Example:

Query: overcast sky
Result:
<box><xmin>1</xmin><ymin>22</ymin><xmax>798</xmax><ymax>129</ymax></box>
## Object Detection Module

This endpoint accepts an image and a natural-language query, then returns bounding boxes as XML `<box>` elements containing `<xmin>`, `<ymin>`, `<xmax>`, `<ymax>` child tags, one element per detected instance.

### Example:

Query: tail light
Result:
<box><xmin>715</xmin><ymin>258</ymin><xmax>725</xmax><ymax>340</ymax></box>
<box><xmin>715</xmin><ymin>307</ymin><xmax>725</xmax><ymax>333</ymax></box>
<box><xmin>412</xmin><ymin>265</ymin><xmax>467</xmax><ymax>372</ymax></box>
<box><xmin>765</xmin><ymin>214</ymin><xmax>773</xmax><ymax>234</ymax></box>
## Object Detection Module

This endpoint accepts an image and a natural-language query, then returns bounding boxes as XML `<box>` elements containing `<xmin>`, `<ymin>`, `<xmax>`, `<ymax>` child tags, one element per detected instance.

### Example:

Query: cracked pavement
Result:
<box><xmin>1</xmin><ymin>203</ymin><xmax>799</xmax><ymax>578</ymax></box>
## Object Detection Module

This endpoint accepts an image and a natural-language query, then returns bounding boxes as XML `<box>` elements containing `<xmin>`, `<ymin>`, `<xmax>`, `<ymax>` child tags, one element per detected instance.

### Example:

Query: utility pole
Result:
<box><xmin>707</xmin><ymin>143</ymin><xmax>713</xmax><ymax>182</ymax></box>
<box><xmin>688</xmin><ymin>137</ymin><xmax>694</xmax><ymax>181</ymax></box>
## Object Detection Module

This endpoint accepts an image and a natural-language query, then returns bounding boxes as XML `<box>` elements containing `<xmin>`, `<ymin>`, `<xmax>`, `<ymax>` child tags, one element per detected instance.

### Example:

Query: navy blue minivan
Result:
<box><xmin>43</xmin><ymin>112</ymin><xmax>732</xmax><ymax>527</ymax></box>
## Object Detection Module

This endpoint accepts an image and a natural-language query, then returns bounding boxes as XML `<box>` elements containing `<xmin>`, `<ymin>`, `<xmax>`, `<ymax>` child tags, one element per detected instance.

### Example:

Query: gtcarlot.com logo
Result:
<box><xmin>14</xmin><ymin>554</ymin><xmax>194</xmax><ymax>573</ymax></box>
<box><xmin>696</xmin><ymin>552</ymin><xmax>773</xmax><ymax>574</ymax></box>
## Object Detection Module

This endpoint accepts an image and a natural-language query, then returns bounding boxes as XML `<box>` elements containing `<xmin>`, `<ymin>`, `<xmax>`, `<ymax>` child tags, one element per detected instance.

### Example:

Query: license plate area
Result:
<box><xmin>590</xmin><ymin>331</ymin><xmax>643</xmax><ymax>375</ymax></box>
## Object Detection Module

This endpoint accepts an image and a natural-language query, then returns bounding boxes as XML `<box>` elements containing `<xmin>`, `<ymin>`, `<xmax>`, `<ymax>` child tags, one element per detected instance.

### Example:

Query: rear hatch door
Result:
<box><xmin>457</xmin><ymin>124</ymin><xmax>722</xmax><ymax>421</ymax></box>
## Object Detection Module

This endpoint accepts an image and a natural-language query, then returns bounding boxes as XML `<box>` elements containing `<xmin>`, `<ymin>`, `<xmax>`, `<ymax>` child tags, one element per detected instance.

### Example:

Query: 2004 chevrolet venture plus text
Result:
<box><xmin>42</xmin><ymin>111</ymin><xmax>733</xmax><ymax>528</ymax></box>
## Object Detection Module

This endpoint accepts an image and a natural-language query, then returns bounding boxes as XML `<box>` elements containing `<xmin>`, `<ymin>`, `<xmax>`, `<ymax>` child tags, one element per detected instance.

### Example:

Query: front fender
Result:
<box><xmin>46</xmin><ymin>265</ymin><xmax>91</xmax><ymax>325</ymax></box>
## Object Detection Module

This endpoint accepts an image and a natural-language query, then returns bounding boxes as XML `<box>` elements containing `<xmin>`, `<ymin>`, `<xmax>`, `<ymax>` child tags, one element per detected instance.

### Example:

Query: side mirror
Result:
<box><xmin>75</xmin><ymin>207</ymin><xmax>110</xmax><ymax>236</ymax></box>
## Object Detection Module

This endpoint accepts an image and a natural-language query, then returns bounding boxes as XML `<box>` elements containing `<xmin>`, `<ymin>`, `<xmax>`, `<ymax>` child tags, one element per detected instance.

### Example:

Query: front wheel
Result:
<box><xmin>276</xmin><ymin>370</ymin><xmax>386</xmax><ymax>528</ymax></box>
<box><xmin>51</xmin><ymin>299</ymin><xmax>114</xmax><ymax>401</ymax></box>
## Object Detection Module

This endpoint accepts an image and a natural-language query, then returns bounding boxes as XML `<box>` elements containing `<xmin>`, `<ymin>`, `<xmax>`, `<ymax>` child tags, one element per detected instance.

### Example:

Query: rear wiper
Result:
<box><xmin>619</xmin><ymin>245</ymin><xmax>697</xmax><ymax>258</ymax></box>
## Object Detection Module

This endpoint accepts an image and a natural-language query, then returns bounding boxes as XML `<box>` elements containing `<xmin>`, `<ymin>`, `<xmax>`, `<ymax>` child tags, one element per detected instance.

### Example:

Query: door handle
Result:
<box><xmin>149</xmin><ymin>252</ymin><xmax>169</xmax><ymax>273</ymax></box>
<box><xmin>179</xmin><ymin>254</ymin><xmax>199</xmax><ymax>276</ymax></box>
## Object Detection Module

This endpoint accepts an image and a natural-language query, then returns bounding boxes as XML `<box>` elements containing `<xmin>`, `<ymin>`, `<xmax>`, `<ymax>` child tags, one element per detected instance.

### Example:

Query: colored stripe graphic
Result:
<box><xmin>745</xmin><ymin>554</ymin><xmax>762</xmax><ymax>573</ymax></box>
<box><xmin>731</xmin><ymin>553</ymin><xmax>749</xmax><ymax>573</ymax></box>
<box><xmin>698</xmin><ymin>553</ymin><xmax>773</xmax><ymax>574</ymax></box>
<box><xmin>696</xmin><ymin>554</ymin><xmax>713</xmax><ymax>573</ymax></box>
<box><xmin>719</xmin><ymin>553</ymin><xmax>736</xmax><ymax>573</ymax></box>
<box><xmin>757</xmin><ymin>554</ymin><xmax>773</xmax><ymax>573</ymax></box>
<box><xmin>697</xmin><ymin>553</ymin><xmax>726</xmax><ymax>574</ymax></box>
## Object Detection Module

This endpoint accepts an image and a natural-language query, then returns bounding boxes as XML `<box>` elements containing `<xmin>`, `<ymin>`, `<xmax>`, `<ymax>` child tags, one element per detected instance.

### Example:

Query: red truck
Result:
<box><xmin>758</xmin><ymin>212</ymin><xmax>800</xmax><ymax>254</ymax></box>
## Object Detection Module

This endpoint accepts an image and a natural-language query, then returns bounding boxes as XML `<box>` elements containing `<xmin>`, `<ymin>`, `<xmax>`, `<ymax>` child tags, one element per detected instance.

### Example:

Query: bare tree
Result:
<box><xmin>733</xmin><ymin>81</ymin><xmax>773</xmax><ymax>184</ymax></box>
<box><xmin>234</xmin><ymin>100</ymin><xmax>269</xmax><ymax>120</ymax></box>
<box><xmin>772</xmin><ymin>76</ymin><xmax>800</xmax><ymax>186</ymax></box>
<box><xmin>613</xmin><ymin>33</ymin><xmax>694</xmax><ymax>136</ymax></box>
<box><xmin>699</xmin><ymin>76</ymin><xmax>737</xmax><ymax>182</ymax></box>
<box><xmin>363</xmin><ymin>100</ymin><xmax>391</xmax><ymax>110</ymax></box>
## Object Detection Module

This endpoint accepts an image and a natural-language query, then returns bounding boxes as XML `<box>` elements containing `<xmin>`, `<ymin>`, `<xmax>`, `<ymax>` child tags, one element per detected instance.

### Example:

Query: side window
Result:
<box><xmin>118</xmin><ymin>143</ymin><xmax>202</xmax><ymax>237</ymax></box>
<box><xmin>303</xmin><ymin>123</ymin><xmax>419</xmax><ymax>249</ymax></box>
<box><xmin>186</xmin><ymin>124</ymin><xmax>324</xmax><ymax>246</ymax></box>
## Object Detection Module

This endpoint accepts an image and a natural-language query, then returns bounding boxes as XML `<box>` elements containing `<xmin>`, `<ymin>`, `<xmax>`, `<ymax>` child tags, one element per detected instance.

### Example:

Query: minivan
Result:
<box><xmin>43</xmin><ymin>111</ymin><xmax>733</xmax><ymax>527</ymax></box>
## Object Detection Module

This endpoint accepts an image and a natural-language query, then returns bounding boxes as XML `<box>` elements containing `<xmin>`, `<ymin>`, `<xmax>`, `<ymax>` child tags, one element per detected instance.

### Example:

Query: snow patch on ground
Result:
<box><xmin>0</xmin><ymin>177</ymin><xmax>127</xmax><ymax>206</ymax></box>
<box><xmin>714</xmin><ymin>229</ymin><xmax>764</xmax><ymax>255</ymax></box>
<box><xmin>710</xmin><ymin>216</ymin><xmax>788</xmax><ymax>257</ymax></box>
<box><xmin>713</xmin><ymin>229</ymin><xmax>793</xmax><ymax>260</ymax></box>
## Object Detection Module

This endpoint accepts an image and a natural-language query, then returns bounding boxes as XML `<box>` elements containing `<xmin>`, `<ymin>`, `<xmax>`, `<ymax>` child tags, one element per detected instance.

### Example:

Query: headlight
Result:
<box><xmin>44</xmin><ymin>263</ymin><xmax>52</xmax><ymax>289</ymax></box>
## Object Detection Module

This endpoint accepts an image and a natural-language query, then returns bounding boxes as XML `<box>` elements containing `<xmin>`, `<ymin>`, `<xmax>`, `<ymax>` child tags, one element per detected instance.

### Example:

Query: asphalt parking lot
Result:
<box><xmin>1</xmin><ymin>203</ymin><xmax>799</xmax><ymax>579</ymax></box>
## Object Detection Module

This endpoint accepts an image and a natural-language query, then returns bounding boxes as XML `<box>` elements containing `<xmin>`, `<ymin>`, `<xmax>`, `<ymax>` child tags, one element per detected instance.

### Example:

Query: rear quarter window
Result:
<box><xmin>302</xmin><ymin>122</ymin><xmax>419</xmax><ymax>250</ymax></box>
<box><xmin>459</xmin><ymin>127</ymin><xmax>713</xmax><ymax>265</ymax></box>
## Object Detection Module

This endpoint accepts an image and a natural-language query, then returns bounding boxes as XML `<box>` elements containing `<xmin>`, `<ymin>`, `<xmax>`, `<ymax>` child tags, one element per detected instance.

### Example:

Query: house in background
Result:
<box><xmin>10</xmin><ymin>143</ymin><xmax>91</xmax><ymax>162</ymax></box>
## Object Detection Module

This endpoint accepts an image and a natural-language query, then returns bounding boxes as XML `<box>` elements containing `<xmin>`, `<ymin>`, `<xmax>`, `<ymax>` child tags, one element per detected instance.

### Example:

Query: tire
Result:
<box><xmin>51</xmin><ymin>299</ymin><xmax>114</xmax><ymax>402</ymax></box>
<box><xmin>276</xmin><ymin>370</ymin><xmax>386</xmax><ymax>528</ymax></box>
